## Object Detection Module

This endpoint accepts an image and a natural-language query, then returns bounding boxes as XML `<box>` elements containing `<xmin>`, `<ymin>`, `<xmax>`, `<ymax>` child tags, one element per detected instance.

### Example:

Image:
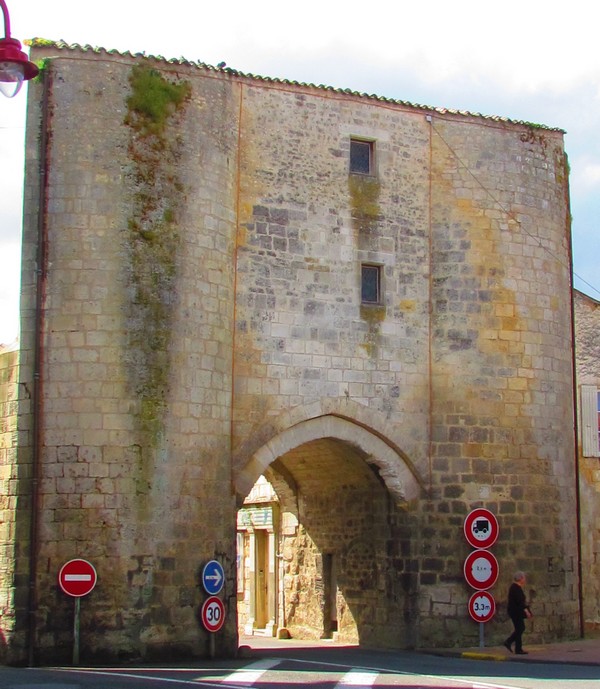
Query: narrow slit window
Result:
<box><xmin>350</xmin><ymin>139</ymin><xmax>374</xmax><ymax>175</ymax></box>
<box><xmin>361</xmin><ymin>264</ymin><xmax>381</xmax><ymax>304</ymax></box>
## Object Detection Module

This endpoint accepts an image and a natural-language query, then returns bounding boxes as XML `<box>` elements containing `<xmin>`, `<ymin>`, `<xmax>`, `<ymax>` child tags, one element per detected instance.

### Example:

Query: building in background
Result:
<box><xmin>574</xmin><ymin>289</ymin><xmax>600</xmax><ymax>632</ymax></box>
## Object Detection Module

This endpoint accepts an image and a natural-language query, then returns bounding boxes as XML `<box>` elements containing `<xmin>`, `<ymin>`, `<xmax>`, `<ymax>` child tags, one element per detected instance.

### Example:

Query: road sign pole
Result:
<box><xmin>479</xmin><ymin>621</ymin><xmax>484</xmax><ymax>649</ymax></box>
<box><xmin>73</xmin><ymin>597</ymin><xmax>81</xmax><ymax>665</ymax></box>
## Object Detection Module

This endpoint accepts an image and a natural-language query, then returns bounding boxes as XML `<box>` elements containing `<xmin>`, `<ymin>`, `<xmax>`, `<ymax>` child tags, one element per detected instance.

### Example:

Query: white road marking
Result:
<box><xmin>48</xmin><ymin>658</ymin><xmax>532</xmax><ymax>689</ymax></box>
<box><xmin>336</xmin><ymin>669</ymin><xmax>378</xmax><ymax>686</ymax></box>
<box><xmin>283</xmin><ymin>657</ymin><xmax>528</xmax><ymax>689</ymax></box>
<box><xmin>222</xmin><ymin>658</ymin><xmax>280</xmax><ymax>685</ymax></box>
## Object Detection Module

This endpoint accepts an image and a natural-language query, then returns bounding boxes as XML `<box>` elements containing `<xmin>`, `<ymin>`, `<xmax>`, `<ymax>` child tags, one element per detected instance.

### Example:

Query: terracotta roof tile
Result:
<box><xmin>26</xmin><ymin>39</ymin><xmax>564</xmax><ymax>133</ymax></box>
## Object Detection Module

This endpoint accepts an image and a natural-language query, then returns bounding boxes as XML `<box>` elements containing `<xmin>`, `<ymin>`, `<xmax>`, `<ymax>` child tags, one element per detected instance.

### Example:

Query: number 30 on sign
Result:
<box><xmin>201</xmin><ymin>595</ymin><xmax>225</xmax><ymax>632</ymax></box>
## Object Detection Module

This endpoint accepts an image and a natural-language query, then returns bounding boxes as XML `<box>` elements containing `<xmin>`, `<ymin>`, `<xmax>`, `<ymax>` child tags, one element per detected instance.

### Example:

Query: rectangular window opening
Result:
<box><xmin>361</xmin><ymin>264</ymin><xmax>381</xmax><ymax>304</ymax></box>
<box><xmin>350</xmin><ymin>138</ymin><xmax>374</xmax><ymax>175</ymax></box>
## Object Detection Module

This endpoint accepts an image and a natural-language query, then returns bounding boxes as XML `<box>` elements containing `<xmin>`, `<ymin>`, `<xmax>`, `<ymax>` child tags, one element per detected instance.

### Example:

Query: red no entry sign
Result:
<box><xmin>58</xmin><ymin>559</ymin><xmax>97</xmax><ymax>597</ymax></box>
<box><xmin>464</xmin><ymin>508</ymin><xmax>499</xmax><ymax>549</ymax></box>
<box><xmin>468</xmin><ymin>591</ymin><xmax>496</xmax><ymax>623</ymax></box>
<box><xmin>201</xmin><ymin>596</ymin><xmax>225</xmax><ymax>633</ymax></box>
<box><xmin>463</xmin><ymin>549</ymin><xmax>499</xmax><ymax>590</ymax></box>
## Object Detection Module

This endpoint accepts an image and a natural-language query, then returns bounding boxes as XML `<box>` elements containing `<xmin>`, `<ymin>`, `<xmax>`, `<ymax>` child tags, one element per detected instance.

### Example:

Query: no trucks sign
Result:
<box><xmin>463</xmin><ymin>508</ymin><xmax>499</xmax><ymax>549</ymax></box>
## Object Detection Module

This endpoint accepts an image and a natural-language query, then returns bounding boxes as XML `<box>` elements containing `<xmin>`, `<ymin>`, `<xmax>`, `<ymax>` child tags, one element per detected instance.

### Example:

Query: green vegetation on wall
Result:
<box><xmin>349</xmin><ymin>173</ymin><xmax>385</xmax><ymax>342</ymax></box>
<box><xmin>126</xmin><ymin>66</ymin><xmax>191</xmax><ymax>138</ymax></box>
<box><xmin>348</xmin><ymin>174</ymin><xmax>381</xmax><ymax>233</ymax></box>
<box><xmin>124</xmin><ymin>65</ymin><xmax>191</xmax><ymax>446</ymax></box>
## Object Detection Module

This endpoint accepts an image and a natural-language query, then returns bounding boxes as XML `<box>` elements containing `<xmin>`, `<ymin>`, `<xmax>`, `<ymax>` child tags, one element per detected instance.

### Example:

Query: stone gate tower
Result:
<box><xmin>0</xmin><ymin>40</ymin><xmax>579</xmax><ymax>664</ymax></box>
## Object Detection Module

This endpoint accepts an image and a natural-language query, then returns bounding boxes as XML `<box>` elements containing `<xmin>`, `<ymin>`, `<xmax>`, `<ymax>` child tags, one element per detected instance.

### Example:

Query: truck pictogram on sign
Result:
<box><xmin>463</xmin><ymin>508</ymin><xmax>499</xmax><ymax>549</ymax></box>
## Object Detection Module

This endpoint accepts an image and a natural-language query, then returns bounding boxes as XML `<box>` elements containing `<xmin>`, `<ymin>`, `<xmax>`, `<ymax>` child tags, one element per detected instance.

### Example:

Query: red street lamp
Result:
<box><xmin>0</xmin><ymin>0</ymin><xmax>38</xmax><ymax>97</ymax></box>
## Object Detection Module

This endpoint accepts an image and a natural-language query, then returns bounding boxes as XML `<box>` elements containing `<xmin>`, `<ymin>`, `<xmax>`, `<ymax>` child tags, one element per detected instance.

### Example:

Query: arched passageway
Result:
<box><xmin>236</xmin><ymin>415</ymin><xmax>424</xmax><ymax>647</ymax></box>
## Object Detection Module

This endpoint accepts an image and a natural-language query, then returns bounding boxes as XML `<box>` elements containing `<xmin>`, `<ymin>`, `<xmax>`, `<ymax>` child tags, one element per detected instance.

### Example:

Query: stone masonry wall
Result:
<box><xmin>230</xmin><ymin>79</ymin><xmax>577</xmax><ymax>646</ymax></box>
<box><xmin>424</xmin><ymin>118</ymin><xmax>577</xmax><ymax>644</ymax></box>
<box><xmin>232</xmin><ymin>86</ymin><xmax>431</xmax><ymax>479</ymax></box>
<box><xmin>13</xmin><ymin>49</ymin><xmax>240</xmax><ymax>663</ymax></box>
<box><xmin>2</xmin><ymin>41</ymin><xmax>579</xmax><ymax>662</ymax></box>
<box><xmin>0</xmin><ymin>345</ymin><xmax>19</xmax><ymax>663</ymax></box>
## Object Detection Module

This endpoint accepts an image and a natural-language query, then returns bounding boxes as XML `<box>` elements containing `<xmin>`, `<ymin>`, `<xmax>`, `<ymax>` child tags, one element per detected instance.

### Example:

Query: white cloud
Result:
<box><xmin>571</xmin><ymin>157</ymin><xmax>600</xmax><ymax>194</ymax></box>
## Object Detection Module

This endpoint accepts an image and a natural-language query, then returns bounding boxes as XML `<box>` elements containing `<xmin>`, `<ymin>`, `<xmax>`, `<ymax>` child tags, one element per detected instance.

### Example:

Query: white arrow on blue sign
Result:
<box><xmin>202</xmin><ymin>559</ymin><xmax>224</xmax><ymax>595</ymax></box>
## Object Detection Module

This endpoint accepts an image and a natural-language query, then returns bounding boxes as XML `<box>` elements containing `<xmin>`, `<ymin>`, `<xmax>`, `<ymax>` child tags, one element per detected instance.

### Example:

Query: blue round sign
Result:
<box><xmin>202</xmin><ymin>559</ymin><xmax>224</xmax><ymax>595</ymax></box>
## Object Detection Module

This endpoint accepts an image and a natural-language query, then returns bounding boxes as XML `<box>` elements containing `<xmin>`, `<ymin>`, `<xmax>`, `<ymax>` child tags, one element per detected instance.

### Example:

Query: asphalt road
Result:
<box><xmin>2</xmin><ymin>644</ymin><xmax>600</xmax><ymax>689</ymax></box>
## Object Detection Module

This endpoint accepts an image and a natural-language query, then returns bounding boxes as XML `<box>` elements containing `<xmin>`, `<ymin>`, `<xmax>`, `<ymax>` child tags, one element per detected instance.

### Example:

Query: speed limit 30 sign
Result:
<box><xmin>201</xmin><ymin>595</ymin><xmax>225</xmax><ymax>633</ymax></box>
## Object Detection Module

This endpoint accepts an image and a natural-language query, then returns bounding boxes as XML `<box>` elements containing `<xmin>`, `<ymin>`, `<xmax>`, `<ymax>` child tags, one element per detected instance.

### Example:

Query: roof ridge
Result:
<box><xmin>25</xmin><ymin>38</ymin><xmax>564</xmax><ymax>133</ymax></box>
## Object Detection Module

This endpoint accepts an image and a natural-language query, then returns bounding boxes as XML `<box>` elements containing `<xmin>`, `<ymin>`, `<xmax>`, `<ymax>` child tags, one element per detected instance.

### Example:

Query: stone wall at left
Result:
<box><xmin>0</xmin><ymin>343</ymin><xmax>22</xmax><ymax>664</ymax></box>
<box><xmin>10</xmin><ymin>47</ymin><xmax>240</xmax><ymax>664</ymax></box>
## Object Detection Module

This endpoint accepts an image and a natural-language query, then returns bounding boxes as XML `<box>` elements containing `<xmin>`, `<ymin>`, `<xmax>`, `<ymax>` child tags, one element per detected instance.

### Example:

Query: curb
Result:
<box><xmin>461</xmin><ymin>651</ymin><xmax>507</xmax><ymax>662</ymax></box>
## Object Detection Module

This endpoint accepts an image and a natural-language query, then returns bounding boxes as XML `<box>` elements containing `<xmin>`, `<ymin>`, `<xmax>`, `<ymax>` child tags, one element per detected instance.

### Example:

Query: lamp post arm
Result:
<box><xmin>0</xmin><ymin>0</ymin><xmax>12</xmax><ymax>39</ymax></box>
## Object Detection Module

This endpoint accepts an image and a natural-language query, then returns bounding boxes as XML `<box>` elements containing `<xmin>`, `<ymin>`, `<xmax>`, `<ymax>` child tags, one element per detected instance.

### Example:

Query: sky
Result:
<box><xmin>1</xmin><ymin>0</ymin><xmax>599</xmax><ymax>344</ymax></box>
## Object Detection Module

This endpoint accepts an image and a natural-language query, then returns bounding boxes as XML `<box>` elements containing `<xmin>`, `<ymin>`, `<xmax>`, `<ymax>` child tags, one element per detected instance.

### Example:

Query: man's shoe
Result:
<box><xmin>503</xmin><ymin>641</ymin><xmax>513</xmax><ymax>653</ymax></box>
<box><xmin>515</xmin><ymin>650</ymin><xmax>528</xmax><ymax>655</ymax></box>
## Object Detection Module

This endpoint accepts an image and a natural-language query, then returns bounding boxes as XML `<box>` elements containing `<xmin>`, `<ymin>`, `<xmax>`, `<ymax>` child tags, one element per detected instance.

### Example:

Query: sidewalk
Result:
<box><xmin>432</xmin><ymin>636</ymin><xmax>600</xmax><ymax>666</ymax></box>
<box><xmin>244</xmin><ymin>633</ymin><xmax>600</xmax><ymax>667</ymax></box>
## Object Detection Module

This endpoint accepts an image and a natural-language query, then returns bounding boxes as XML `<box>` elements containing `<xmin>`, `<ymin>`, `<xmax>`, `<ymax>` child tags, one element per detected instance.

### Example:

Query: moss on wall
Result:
<box><xmin>348</xmin><ymin>174</ymin><xmax>381</xmax><ymax>233</ymax></box>
<box><xmin>350</xmin><ymin>174</ymin><xmax>384</xmax><ymax>349</ymax></box>
<box><xmin>125</xmin><ymin>66</ymin><xmax>191</xmax><ymax>138</ymax></box>
<box><xmin>359</xmin><ymin>304</ymin><xmax>386</xmax><ymax>356</ymax></box>
<box><xmin>124</xmin><ymin>65</ymin><xmax>191</xmax><ymax>446</ymax></box>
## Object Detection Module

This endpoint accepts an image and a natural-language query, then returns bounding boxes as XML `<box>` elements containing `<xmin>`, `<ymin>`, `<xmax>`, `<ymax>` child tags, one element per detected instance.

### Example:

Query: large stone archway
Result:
<box><xmin>234</xmin><ymin>410</ymin><xmax>426</xmax><ymax>505</ymax></box>
<box><xmin>234</xmin><ymin>411</ymin><xmax>426</xmax><ymax>646</ymax></box>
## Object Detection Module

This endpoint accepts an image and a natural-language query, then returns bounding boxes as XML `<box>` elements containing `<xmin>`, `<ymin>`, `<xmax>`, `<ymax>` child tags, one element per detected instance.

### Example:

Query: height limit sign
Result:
<box><xmin>468</xmin><ymin>591</ymin><xmax>495</xmax><ymax>623</ymax></box>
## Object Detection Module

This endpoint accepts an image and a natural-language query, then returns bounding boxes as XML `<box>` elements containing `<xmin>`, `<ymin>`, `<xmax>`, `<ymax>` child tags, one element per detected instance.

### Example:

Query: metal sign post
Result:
<box><xmin>58</xmin><ymin>559</ymin><xmax>97</xmax><ymax>665</ymax></box>
<box><xmin>73</xmin><ymin>598</ymin><xmax>81</xmax><ymax>665</ymax></box>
